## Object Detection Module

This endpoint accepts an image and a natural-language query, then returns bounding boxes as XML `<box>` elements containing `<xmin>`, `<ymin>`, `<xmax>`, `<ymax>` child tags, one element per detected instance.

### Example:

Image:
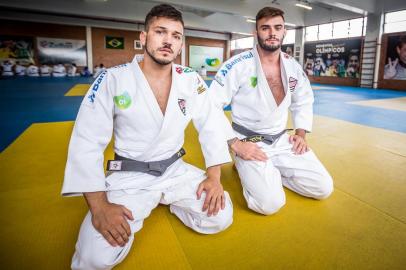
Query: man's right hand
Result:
<box><xmin>230</xmin><ymin>140</ymin><xmax>268</xmax><ymax>161</ymax></box>
<box><xmin>84</xmin><ymin>192</ymin><xmax>134</xmax><ymax>247</ymax></box>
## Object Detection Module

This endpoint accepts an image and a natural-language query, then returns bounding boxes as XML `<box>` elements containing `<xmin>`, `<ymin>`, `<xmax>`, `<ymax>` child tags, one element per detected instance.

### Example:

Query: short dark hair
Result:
<box><xmin>397</xmin><ymin>35</ymin><xmax>406</xmax><ymax>49</ymax></box>
<box><xmin>255</xmin><ymin>7</ymin><xmax>285</xmax><ymax>29</ymax></box>
<box><xmin>144</xmin><ymin>4</ymin><xmax>184</xmax><ymax>31</ymax></box>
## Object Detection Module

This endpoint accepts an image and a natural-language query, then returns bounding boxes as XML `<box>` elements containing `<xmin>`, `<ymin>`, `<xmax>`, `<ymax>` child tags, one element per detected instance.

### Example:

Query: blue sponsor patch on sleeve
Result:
<box><xmin>87</xmin><ymin>71</ymin><xmax>107</xmax><ymax>103</ymax></box>
<box><xmin>218</xmin><ymin>51</ymin><xmax>253</xmax><ymax>78</ymax></box>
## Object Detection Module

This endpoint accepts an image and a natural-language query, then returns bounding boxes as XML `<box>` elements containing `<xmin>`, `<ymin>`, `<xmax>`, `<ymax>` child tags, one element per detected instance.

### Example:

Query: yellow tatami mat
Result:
<box><xmin>347</xmin><ymin>97</ymin><xmax>406</xmax><ymax>112</ymax></box>
<box><xmin>0</xmin><ymin>113</ymin><xmax>405</xmax><ymax>269</ymax></box>
<box><xmin>64</xmin><ymin>84</ymin><xmax>91</xmax><ymax>96</ymax></box>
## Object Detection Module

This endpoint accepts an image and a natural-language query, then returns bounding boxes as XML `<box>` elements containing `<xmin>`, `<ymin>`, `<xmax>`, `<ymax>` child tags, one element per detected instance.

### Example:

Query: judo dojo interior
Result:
<box><xmin>1</xmin><ymin>0</ymin><xmax>406</xmax><ymax>269</ymax></box>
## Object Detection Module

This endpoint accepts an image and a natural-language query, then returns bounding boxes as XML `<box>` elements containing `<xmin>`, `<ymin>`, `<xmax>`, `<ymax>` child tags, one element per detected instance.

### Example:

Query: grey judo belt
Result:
<box><xmin>232</xmin><ymin>122</ymin><xmax>292</xmax><ymax>145</ymax></box>
<box><xmin>107</xmin><ymin>148</ymin><xmax>186</xmax><ymax>176</ymax></box>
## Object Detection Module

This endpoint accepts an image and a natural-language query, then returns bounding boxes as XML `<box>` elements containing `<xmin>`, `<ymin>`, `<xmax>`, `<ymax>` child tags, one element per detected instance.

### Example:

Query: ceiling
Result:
<box><xmin>0</xmin><ymin>0</ymin><xmax>405</xmax><ymax>34</ymax></box>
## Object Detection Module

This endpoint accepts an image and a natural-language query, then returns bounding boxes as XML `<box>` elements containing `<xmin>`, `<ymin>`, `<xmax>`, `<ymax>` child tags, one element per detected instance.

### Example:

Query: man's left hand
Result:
<box><xmin>289</xmin><ymin>129</ymin><xmax>309</xmax><ymax>155</ymax></box>
<box><xmin>196</xmin><ymin>177</ymin><xmax>225</xmax><ymax>217</ymax></box>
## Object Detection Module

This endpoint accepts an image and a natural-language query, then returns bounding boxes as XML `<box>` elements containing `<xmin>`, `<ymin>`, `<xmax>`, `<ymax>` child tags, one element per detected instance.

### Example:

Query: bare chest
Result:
<box><xmin>263</xmin><ymin>67</ymin><xmax>286</xmax><ymax>106</ymax></box>
<box><xmin>148</xmin><ymin>79</ymin><xmax>171</xmax><ymax>115</ymax></box>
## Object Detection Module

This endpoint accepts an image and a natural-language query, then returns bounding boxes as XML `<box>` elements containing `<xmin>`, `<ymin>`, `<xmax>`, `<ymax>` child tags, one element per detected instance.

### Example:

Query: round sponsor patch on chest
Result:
<box><xmin>113</xmin><ymin>91</ymin><xmax>132</xmax><ymax>109</ymax></box>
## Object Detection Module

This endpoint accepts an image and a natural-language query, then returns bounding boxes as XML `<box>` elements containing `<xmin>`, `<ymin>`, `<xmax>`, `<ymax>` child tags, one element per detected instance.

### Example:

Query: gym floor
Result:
<box><xmin>1</xmin><ymin>77</ymin><xmax>405</xmax><ymax>269</ymax></box>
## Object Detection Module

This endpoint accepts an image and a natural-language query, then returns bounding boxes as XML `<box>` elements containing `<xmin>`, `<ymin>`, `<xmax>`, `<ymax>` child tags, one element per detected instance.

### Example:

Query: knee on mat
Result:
<box><xmin>249</xmin><ymin>195</ymin><xmax>286</xmax><ymax>216</ymax></box>
<box><xmin>197</xmin><ymin>199</ymin><xmax>234</xmax><ymax>234</ymax></box>
<box><xmin>73</xmin><ymin>245</ymin><xmax>123</xmax><ymax>270</ymax></box>
<box><xmin>211</xmin><ymin>200</ymin><xmax>234</xmax><ymax>232</ymax></box>
<box><xmin>312</xmin><ymin>175</ymin><xmax>334</xmax><ymax>200</ymax></box>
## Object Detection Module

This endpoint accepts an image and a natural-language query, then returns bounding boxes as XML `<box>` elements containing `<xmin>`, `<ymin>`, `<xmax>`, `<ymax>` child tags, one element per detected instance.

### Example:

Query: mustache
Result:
<box><xmin>158</xmin><ymin>43</ymin><xmax>173</xmax><ymax>53</ymax></box>
<box><xmin>265</xmin><ymin>35</ymin><xmax>280</xmax><ymax>41</ymax></box>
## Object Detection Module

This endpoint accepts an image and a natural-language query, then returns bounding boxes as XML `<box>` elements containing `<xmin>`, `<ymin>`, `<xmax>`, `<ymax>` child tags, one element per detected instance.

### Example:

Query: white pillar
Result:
<box><xmin>360</xmin><ymin>13</ymin><xmax>384</xmax><ymax>88</ymax></box>
<box><xmin>294</xmin><ymin>28</ymin><xmax>305</xmax><ymax>66</ymax></box>
<box><xmin>86</xmin><ymin>26</ymin><xmax>93</xmax><ymax>73</ymax></box>
<box><xmin>372</xmin><ymin>13</ymin><xmax>384</xmax><ymax>89</ymax></box>
<box><xmin>181</xmin><ymin>35</ymin><xmax>186</xmax><ymax>66</ymax></box>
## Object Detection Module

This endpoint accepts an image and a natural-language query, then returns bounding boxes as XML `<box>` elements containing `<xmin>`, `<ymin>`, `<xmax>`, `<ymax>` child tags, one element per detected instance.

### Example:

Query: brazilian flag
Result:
<box><xmin>105</xmin><ymin>36</ymin><xmax>124</xmax><ymax>49</ymax></box>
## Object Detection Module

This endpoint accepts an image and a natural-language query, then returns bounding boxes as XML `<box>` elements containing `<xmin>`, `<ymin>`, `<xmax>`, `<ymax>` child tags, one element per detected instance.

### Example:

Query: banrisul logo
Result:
<box><xmin>219</xmin><ymin>51</ymin><xmax>253</xmax><ymax>77</ymax></box>
<box><xmin>205</xmin><ymin>58</ymin><xmax>221</xmax><ymax>67</ymax></box>
<box><xmin>114</xmin><ymin>91</ymin><xmax>132</xmax><ymax>109</ymax></box>
<box><xmin>88</xmin><ymin>71</ymin><xmax>107</xmax><ymax>103</ymax></box>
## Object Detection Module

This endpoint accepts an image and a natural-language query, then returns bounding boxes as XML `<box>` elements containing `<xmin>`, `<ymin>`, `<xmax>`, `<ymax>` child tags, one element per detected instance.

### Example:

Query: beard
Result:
<box><xmin>145</xmin><ymin>40</ymin><xmax>176</xmax><ymax>66</ymax></box>
<box><xmin>257</xmin><ymin>34</ymin><xmax>282</xmax><ymax>52</ymax></box>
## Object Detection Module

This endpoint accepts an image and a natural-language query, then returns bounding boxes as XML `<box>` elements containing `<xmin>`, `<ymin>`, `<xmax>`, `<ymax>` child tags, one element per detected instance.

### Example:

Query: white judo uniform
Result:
<box><xmin>15</xmin><ymin>64</ymin><xmax>26</xmax><ymax>76</ymax></box>
<box><xmin>52</xmin><ymin>64</ymin><xmax>66</xmax><ymax>77</ymax></box>
<box><xmin>26</xmin><ymin>65</ymin><xmax>39</xmax><ymax>77</ymax></box>
<box><xmin>40</xmin><ymin>65</ymin><xmax>52</xmax><ymax>77</ymax></box>
<box><xmin>1</xmin><ymin>62</ymin><xmax>14</xmax><ymax>76</ymax></box>
<box><xmin>62</xmin><ymin>56</ymin><xmax>233</xmax><ymax>269</ymax></box>
<box><xmin>210</xmin><ymin>47</ymin><xmax>333</xmax><ymax>215</ymax></box>
<box><xmin>93</xmin><ymin>66</ymin><xmax>106</xmax><ymax>78</ymax></box>
<box><xmin>67</xmin><ymin>65</ymin><xmax>78</xmax><ymax>77</ymax></box>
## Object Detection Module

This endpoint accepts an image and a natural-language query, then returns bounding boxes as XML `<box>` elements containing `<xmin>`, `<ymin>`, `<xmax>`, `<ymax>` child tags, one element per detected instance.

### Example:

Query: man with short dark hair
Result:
<box><xmin>63</xmin><ymin>4</ymin><xmax>233</xmax><ymax>269</ymax></box>
<box><xmin>210</xmin><ymin>6</ymin><xmax>333</xmax><ymax>215</ymax></box>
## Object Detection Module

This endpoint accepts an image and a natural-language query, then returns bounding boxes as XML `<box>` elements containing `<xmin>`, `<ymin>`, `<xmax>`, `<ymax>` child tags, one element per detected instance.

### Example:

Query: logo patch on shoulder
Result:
<box><xmin>197</xmin><ymin>84</ymin><xmax>206</xmax><ymax>94</ymax></box>
<box><xmin>176</xmin><ymin>66</ymin><xmax>194</xmax><ymax>74</ymax></box>
<box><xmin>113</xmin><ymin>91</ymin><xmax>132</xmax><ymax>109</ymax></box>
<box><xmin>250</xmin><ymin>76</ymin><xmax>257</xmax><ymax>88</ymax></box>
<box><xmin>288</xmin><ymin>77</ymin><xmax>298</xmax><ymax>92</ymax></box>
<box><xmin>178</xmin><ymin>98</ymin><xmax>186</xmax><ymax>115</ymax></box>
<box><xmin>176</xmin><ymin>67</ymin><xmax>183</xmax><ymax>74</ymax></box>
<box><xmin>183</xmin><ymin>67</ymin><xmax>194</xmax><ymax>73</ymax></box>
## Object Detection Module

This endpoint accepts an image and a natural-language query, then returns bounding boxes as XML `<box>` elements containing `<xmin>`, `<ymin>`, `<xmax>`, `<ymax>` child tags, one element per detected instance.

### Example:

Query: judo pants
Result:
<box><xmin>1</xmin><ymin>71</ymin><xmax>13</xmax><ymax>76</ymax></box>
<box><xmin>235</xmin><ymin>133</ymin><xmax>333</xmax><ymax>215</ymax></box>
<box><xmin>71</xmin><ymin>162</ymin><xmax>233</xmax><ymax>270</ymax></box>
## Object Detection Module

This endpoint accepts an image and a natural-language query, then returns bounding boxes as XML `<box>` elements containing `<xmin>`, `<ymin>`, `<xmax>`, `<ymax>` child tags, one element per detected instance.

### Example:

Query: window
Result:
<box><xmin>305</xmin><ymin>17</ymin><xmax>366</xmax><ymax>41</ymax></box>
<box><xmin>385</xmin><ymin>21</ymin><xmax>406</xmax><ymax>33</ymax></box>
<box><xmin>283</xmin><ymin>29</ymin><xmax>296</xmax><ymax>44</ymax></box>
<box><xmin>319</xmin><ymin>23</ymin><xmax>333</xmax><ymax>40</ymax></box>
<box><xmin>385</xmin><ymin>10</ymin><xmax>406</xmax><ymax>33</ymax></box>
<box><xmin>231</xmin><ymin>37</ymin><xmax>254</xmax><ymax>50</ymax></box>
<box><xmin>385</xmin><ymin>10</ymin><xmax>406</xmax><ymax>23</ymax></box>
<box><xmin>333</xmin><ymin>20</ymin><xmax>349</xmax><ymax>39</ymax></box>
<box><xmin>305</xmin><ymin>25</ymin><xmax>318</xmax><ymax>41</ymax></box>
<box><xmin>349</xmin><ymin>18</ymin><xmax>364</xmax><ymax>37</ymax></box>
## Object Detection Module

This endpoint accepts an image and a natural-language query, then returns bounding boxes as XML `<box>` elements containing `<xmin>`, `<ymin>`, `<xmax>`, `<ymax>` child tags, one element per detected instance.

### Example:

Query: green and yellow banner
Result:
<box><xmin>105</xmin><ymin>36</ymin><xmax>124</xmax><ymax>49</ymax></box>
